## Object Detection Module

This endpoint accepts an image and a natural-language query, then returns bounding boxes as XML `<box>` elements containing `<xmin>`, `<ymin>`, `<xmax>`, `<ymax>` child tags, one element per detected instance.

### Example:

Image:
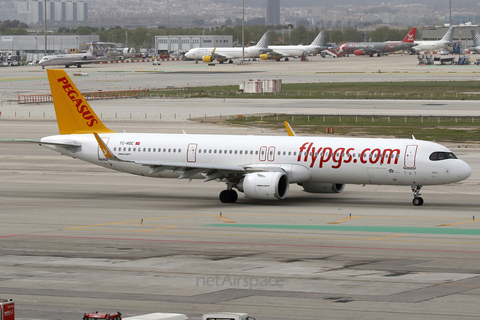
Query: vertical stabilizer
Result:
<box><xmin>471</xmin><ymin>30</ymin><xmax>480</xmax><ymax>47</ymax></box>
<box><xmin>441</xmin><ymin>27</ymin><xmax>455</xmax><ymax>42</ymax></box>
<box><xmin>401</xmin><ymin>28</ymin><xmax>417</xmax><ymax>43</ymax></box>
<box><xmin>256</xmin><ymin>31</ymin><xmax>271</xmax><ymax>48</ymax></box>
<box><xmin>47</xmin><ymin>69</ymin><xmax>115</xmax><ymax>135</ymax></box>
<box><xmin>310</xmin><ymin>30</ymin><xmax>326</xmax><ymax>47</ymax></box>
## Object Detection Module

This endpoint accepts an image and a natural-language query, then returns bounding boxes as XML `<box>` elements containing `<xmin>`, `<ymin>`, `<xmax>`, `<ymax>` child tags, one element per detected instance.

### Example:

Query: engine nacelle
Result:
<box><xmin>123</xmin><ymin>47</ymin><xmax>136</xmax><ymax>58</ymax></box>
<box><xmin>300</xmin><ymin>182</ymin><xmax>345</xmax><ymax>194</ymax></box>
<box><xmin>260</xmin><ymin>54</ymin><xmax>270</xmax><ymax>60</ymax></box>
<box><xmin>238</xmin><ymin>172</ymin><xmax>289</xmax><ymax>200</ymax></box>
<box><xmin>354</xmin><ymin>49</ymin><xmax>364</xmax><ymax>56</ymax></box>
<box><xmin>202</xmin><ymin>55</ymin><xmax>213</xmax><ymax>63</ymax></box>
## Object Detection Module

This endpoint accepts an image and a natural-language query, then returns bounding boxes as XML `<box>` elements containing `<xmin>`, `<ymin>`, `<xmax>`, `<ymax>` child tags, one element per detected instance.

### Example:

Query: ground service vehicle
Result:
<box><xmin>0</xmin><ymin>299</ymin><xmax>14</xmax><ymax>320</ymax></box>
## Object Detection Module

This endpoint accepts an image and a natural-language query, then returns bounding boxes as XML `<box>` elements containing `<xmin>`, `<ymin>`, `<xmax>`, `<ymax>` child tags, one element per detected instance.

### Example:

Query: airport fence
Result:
<box><xmin>147</xmin><ymin>90</ymin><xmax>480</xmax><ymax>100</ymax></box>
<box><xmin>17</xmin><ymin>89</ymin><xmax>150</xmax><ymax>104</ymax></box>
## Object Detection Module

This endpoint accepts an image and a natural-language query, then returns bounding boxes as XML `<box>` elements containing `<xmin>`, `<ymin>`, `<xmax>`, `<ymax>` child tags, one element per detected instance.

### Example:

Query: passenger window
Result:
<box><xmin>235</xmin><ymin>150</ymin><xmax>237</xmax><ymax>154</ymax></box>
<box><xmin>168</xmin><ymin>148</ymin><xmax>171</xmax><ymax>152</ymax></box>
<box><xmin>209</xmin><ymin>149</ymin><xmax>212</xmax><ymax>153</ymax></box>
<box><xmin>133</xmin><ymin>148</ymin><xmax>136</xmax><ymax>151</ymax></box>
<box><xmin>173</xmin><ymin>148</ymin><xmax>176</xmax><ymax>153</ymax></box>
<box><xmin>148</xmin><ymin>148</ymin><xmax>151</xmax><ymax>152</ymax></box>
<box><xmin>163</xmin><ymin>148</ymin><xmax>166</xmax><ymax>152</ymax></box>
<box><xmin>153</xmin><ymin>148</ymin><xmax>156</xmax><ymax>152</ymax></box>
<box><xmin>128</xmin><ymin>147</ymin><xmax>131</xmax><ymax>151</ymax></box>
<box><xmin>178</xmin><ymin>149</ymin><xmax>181</xmax><ymax>153</ymax></box>
<box><xmin>255</xmin><ymin>150</ymin><xmax>258</xmax><ymax>155</ymax></box>
<box><xmin>219</xmin><ymin>150</ymin><xmax>222</xmax><ymax>154</ymax></box>
<box><xmin>240</xmin><ymin>150</ymin><xmax>243</xmax><ymax>154</ymax></box>
<box><xmin>229</xmin><ymin>150</ymin><xmax>233</xmax><ymax>154</ymax></box>
<box><xmin>114</xmin><ymin>147</ymin><xmax>116</xmax><ymax>151</ymax></box>
<box><xmin>214</xmin><ymin>150</ymin><xmax>217</xmax><ymax>154</ymax></box>
<box><xmin>288</xmin><ymin>151</ymin><xmax>291</xmax><ymax>155</ymax></box>
<box><xmin>199</xmin><ymin>149</ymin><xmax>202</xmax><ymax>153</ymax></box>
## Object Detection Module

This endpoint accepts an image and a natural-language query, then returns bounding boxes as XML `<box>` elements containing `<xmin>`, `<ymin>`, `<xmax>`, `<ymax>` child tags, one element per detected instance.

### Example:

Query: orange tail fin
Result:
<box><xmin>47</xmin><ymin>69</ymin><xmax>115</xmax><ymax>135</ymax></box>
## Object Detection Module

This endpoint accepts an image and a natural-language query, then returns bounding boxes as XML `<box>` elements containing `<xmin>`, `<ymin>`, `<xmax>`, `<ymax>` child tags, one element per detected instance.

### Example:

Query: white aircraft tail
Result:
<box><xmin>256</xmin><ymin>31</ymin><xmax>270</xmax><ymax>49</ymax></box>
<box><xmin>310</xmin><ymin>30</ymin><xmax>326</xmax><ymax>47</ymax></box>
<box><xmin>87</xmin><ymin>41</ymin><xmax>98</xmax><ymax>54</ymax></box>
<box><xmin>471</xmin><ymin>30</ymin><xmax>480</xmax><ymax>47</ymax></box>
<box><xmin>441</xmin><ymin>27</ymin><xmax>455</xmax><ymax>43</ymax></box>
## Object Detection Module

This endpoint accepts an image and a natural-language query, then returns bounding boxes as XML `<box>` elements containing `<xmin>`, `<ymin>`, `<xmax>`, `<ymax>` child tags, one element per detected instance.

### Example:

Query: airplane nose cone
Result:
<box><xmin>458</xmin><ymin>160</ymin><xmax>472</xmax><ymax>181</ymax></box>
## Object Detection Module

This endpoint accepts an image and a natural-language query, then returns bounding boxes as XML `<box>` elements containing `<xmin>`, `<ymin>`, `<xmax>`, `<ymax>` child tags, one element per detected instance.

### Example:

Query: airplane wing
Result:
<box><xmin>210</xmin><ymin>52</ymin><xmax>236</xmax><ymax>60</ymax></box>
<box><xmin>64</xmin><ymin>59</ymin><xmax>109</xmax><ymax>66</ymax></box>
<box><xmin>135</xmin><ymin>160</ymin><xmax>246</xmax><ymax>181</ymax></box>
<box><xmin>267</xmin><ymin>50</ymin><xmax>289</xmax><ymax>59</ymax></box>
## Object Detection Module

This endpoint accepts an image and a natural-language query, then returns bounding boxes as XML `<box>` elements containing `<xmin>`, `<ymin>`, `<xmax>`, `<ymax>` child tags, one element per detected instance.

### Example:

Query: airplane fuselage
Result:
<box><xmin>41</xmin><ymin>133</ymin><xmax>471</xmax><ymax>187</ymax></box>
<box><xmin>412</xmin><ymin>41</ymin><xmax>450</xmax><ymax>51</ymax></box>
<box><xmin>337</xmin><ymin>42</ymin><xmax>415</xmax><ymax>55</ymax></box>
<box><xmin>39</xmin><ymin>53</ymin><xmax>95</xmax><ymax>67</ymax></box>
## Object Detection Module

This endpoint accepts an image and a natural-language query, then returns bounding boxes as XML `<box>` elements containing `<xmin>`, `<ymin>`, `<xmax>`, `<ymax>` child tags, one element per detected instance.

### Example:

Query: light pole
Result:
<box><xmin>242</xmin><ymin>0</ymin><xmax>244</xmax><ymax>63</ymax></box>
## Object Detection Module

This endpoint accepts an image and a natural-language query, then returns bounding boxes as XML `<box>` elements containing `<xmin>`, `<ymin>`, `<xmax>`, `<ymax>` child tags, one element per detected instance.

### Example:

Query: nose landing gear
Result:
<box><xmin>411</xmin><ymin>185</ymin><xmax>424</xmax><ymax>206</ymax></box>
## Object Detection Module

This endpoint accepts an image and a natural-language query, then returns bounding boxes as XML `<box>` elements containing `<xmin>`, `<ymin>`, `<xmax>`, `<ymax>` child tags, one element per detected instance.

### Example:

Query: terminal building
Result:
<box><xmin>154</xmin><ymin>35</ymin><xmax>233</xmax><ymax>55</ymax></box>
<box><xmin>0</xmin><ymin>34</ymin><xmax>99</xmax><ymax>61</ymax></box>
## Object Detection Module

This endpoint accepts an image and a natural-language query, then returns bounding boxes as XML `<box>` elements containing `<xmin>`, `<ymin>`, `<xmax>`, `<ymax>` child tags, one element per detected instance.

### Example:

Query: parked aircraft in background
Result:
<box><xmin>336</xmin><ymin>28</ymin><xmax>417</xmax><ymax>57</ymax></box>
<box><xmin>39</xmin><ymin>41</ymin><xmax>100</xmax><ymax>69</ymax></box>
<box><xmin>8</xmin><ymin>69</ymin><xmax>471</xmax><ymax>206</ymax></box>
<box><xmin>263</xmin><ymin>30</ymin><xmax>327</xmax><ymax>61</ymax></box>
<box><xmin>184</xmin><ymin>31</ymin><xmax>271</xmax><ymax>63</ymax></box>
<box><xmin>412</xmin><ymin>27</ymin><xmax>455</xmax><ymax>52</ymax></box>
<box><xmin>470</xmin><ymin>30</ymin><xmax>480</xmax><ymax>53</ymax></box>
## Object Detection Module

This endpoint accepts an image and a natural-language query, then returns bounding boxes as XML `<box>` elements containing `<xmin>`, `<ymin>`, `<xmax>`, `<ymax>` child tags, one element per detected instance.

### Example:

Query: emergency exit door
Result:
<box><xmin>404</xmin><ymin>145</ymin><xmax>418</xmax><ymax>169</ymax></box>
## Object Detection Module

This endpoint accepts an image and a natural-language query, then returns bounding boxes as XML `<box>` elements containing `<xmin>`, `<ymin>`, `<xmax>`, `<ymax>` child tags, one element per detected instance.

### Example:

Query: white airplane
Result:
<box><xmin>412</xmin><ymin>27</ymin><xmax>455</xmax><ymax>52</ymax></box>
<box><xmin>470</xmin><ymin>29</ymin><xmax>480</xmax><ymax>53</ymax></box>
<box><xmin>11</xmin><ymin>69</ymin><xmax>472</xmax><ymax>206</ymax></box>
<box><xmin>39</xmin><ymin>41</ymin><xmax>101</xmax><ymax>69</ymax></box>
<box><xmin>184</xmin><ymin>31</ymin><xmax>272</xmax><ymax>63</ymax></box>
<box><xmin>263</xmin><ymin>30</ymin><xmax>327</xmax><ymax>61</ymax></box>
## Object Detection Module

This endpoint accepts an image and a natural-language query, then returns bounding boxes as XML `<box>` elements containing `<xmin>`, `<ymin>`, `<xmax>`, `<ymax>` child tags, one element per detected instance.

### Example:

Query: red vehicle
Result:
<box><xmin>83</xmin><ymin>311</ymin><xmax>122</xmax><ymax>320</ymax></box>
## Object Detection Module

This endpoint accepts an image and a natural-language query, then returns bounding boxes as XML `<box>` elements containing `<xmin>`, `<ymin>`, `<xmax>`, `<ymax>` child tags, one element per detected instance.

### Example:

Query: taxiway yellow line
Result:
<box><xmin>368</xmin><ymin>234</ymin><xmax>407</xmax><ymax>241</ymax></box>
<box><xmin>328</xmin><ymin>216</ymin><xmax>359</xmax><ymax>224</ymax></box>
<box><xmin>214</xmin><ymin>215</ymin><xmax>237</xmax><ymax>223</ymax></box>
<box><xmin>436</xmin><ymin>220</ymin><xmax>477</xmax><ymax>227</ymax></box>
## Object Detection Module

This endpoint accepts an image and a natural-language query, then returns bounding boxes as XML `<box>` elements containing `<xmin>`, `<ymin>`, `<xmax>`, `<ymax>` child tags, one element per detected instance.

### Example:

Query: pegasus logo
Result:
<box><xmin>57</xmin><ymin>77</ymin><xmax>99</xmax><ymax>128</ymax></box>
<box><xmin>407</xmin><ymin>34</ymin><xmax>414</xmax><ymax>41</ymax></box>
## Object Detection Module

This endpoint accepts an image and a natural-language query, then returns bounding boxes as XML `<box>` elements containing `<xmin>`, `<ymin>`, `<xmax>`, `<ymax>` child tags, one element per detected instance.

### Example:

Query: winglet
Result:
<box><xmin>93</xmin><ymin>132</ymin><xmax>124</xmax><ymax>161</ymax></box>
<box><xmin>284</xmin><ymin>121</ymin><xmax>296</xmax><ymax>137</ymax></box>
<box><xmin>47</xmin><ymin>69</ymin><xmax>115</xmax><ymax>135</ymax></box>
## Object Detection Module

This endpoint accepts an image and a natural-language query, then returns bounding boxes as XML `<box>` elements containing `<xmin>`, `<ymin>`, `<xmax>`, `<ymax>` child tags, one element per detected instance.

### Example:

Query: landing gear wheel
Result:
<box><xmin>413</xmin><ymin>197</ymin><xmax>424</xmax><ymax>206</ymax></box>
<box><xmin>219</xmin><ymin>190</ymin><xmax>238</xmax><ymax>203</ymax></box>
<box><xmin>285</xmin><ymin>57</ymin><xmax>289</xmax><ymax>61</ymax></box>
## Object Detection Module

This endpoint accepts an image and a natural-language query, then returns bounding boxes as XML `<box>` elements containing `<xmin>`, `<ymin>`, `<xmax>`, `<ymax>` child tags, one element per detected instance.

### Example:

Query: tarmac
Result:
<box><xmin>1</xmin><ymin>55</ymin><xmax>480</xmax><ymax>320</ymax></box>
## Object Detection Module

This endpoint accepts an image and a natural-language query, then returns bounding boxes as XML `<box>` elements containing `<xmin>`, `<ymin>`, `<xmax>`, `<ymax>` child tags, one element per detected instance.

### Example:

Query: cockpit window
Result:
<box><xmin>429</xmin><ymin>152</ymin><xmax>457</xmax><ymax>161</ymax></box>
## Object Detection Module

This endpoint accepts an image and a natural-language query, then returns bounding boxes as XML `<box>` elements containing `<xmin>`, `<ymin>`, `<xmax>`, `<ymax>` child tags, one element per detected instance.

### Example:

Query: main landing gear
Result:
<box><xmin>411</xmin><ymin>185</ymin><xmax>424</xmax><ymax>206</ymax></box>
<box><xmin>219</xmin><ymin>189</ymin><xmax>238</xmax><ymax>203</ymax></box>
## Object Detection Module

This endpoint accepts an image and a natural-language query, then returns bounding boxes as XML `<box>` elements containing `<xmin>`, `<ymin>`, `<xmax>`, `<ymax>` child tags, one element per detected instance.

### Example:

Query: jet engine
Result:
<box><xmin>260</xmin><ymin>54</ymin><xmax>270</xmax><ymax>60</ymax></box>
<box><xmin>238</xmin><ymin>172</ymin><xmax>289</xmax><ymax>200</ymax></box>
<box><xmin>354</xmin><ymin>50</ymin><xmax>364</xmax><ymax>56</ymax></box>
<box><xmin>123</xmin><ymin>47</ymin><xmax>136</xmax><ymax>58</ymax></box>
<box><xmin>202</xmin><ymin>56</ymin><xmax>213</xmax><ymax>62</ymax></box>
<box><xmin>300</xmin><ymin>182</ymin><xmax>345</xmax><ymax>194</ymax></box>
